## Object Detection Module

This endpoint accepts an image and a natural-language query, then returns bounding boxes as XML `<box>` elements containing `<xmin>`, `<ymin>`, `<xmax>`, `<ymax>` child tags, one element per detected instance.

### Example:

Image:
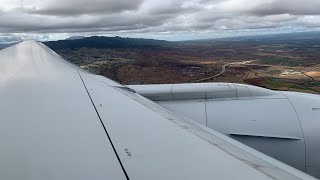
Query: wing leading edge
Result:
<box><xmin>0</xmin><ymin>41</ymin><xmax>317</xmax><ymax>180</ymax></box>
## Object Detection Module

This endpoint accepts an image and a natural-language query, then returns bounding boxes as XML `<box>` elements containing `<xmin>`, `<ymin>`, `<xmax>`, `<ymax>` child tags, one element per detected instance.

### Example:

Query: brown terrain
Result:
<box><xmin>47</xmin><ymin>33</ymin><xmax>320</xmax><ymax>94</ymax></box>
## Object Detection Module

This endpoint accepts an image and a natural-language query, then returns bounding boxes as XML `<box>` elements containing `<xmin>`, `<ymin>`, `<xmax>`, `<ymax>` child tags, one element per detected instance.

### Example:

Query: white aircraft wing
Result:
<box><xmin>0</xmin><ymin>41</ymin><xmax>316</xmax><ymax>180</ymax></box>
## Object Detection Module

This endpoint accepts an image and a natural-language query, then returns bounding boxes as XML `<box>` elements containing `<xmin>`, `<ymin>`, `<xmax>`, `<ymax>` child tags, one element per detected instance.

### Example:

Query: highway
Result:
<box><xmin>194</xmin><ymin>64</ymin><xmax>229</xmax><ymax>83</ymax></box>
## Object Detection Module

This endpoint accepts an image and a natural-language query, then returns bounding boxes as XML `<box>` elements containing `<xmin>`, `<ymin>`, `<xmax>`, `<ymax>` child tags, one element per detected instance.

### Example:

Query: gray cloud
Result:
<box><xmin>0</xmin><ymin>10</ymin><xmax>173</xmax><ymax>33</ymax></box>
<box><xmin>0</xmin><ymin>0</ymin><xmax>320</xmax><ymax>40</ymax></box>
<box><xmin>249</xmin><ymin>0</ymin><xmax>320</xmax><ymax>16</ymax></box>
<box><xmin>30</xmin><ymin>0</ymin><xmax>144</xmax><ymax>16</ymax></box>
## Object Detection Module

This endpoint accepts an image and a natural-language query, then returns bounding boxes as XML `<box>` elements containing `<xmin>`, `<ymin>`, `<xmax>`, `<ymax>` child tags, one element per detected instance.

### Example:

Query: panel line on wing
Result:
<box><xmin>77</xmin><ymin>70</ymin><xmax>130</xmax><ymax>180</ymax></box>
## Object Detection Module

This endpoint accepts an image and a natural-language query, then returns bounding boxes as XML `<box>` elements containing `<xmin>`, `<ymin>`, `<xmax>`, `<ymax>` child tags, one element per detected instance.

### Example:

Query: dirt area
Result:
<box><xmin>306</xmin><ymin>71</ymin><xmax>320</xmax><ymax>80</ymax></box>
<box><xmin>56</xmin><ymin>36</ymin><xmax>320</xmax><ymax>94</ymax></box>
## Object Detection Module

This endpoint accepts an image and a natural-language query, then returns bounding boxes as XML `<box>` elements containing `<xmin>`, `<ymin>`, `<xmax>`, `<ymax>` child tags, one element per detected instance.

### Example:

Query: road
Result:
<box><xmin>194</xmin><ymin>64</ymin><xmax>229</xmax><ymax>83</ymax></box>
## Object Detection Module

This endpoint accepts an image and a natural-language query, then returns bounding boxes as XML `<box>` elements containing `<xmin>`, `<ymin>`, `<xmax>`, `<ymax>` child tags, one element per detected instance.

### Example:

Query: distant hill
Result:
<box><xmin>66</xmin><ymin>36</ymin><xmax>85</xmax><ymax>40</ymax></box>
<box><xmin>0</xmin><ymin>36</ymin><xmax>22</xmax><ymax>45</ymax></box>
<box><xmin>0</xmin><ymin>43</ymin><xmax>16</xmax><ymax>50</ymax></box>
<box><xmin>0</xmin><ymin>44</ymin><xmax>7</xmax><ymax>50</ymax></box>
<box><xmin>186</xmin><ymin>31</ymin><xmax>320</xmax><ymax>44</ymax></box>
<box><xmin>44</xmin><ymin>36</ymin><xmax>171</xmax><ymax>50</ymax></box>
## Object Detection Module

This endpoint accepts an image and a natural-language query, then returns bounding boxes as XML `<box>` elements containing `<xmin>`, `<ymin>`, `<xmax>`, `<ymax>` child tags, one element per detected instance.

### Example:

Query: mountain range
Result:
<box><xmin>44</xmin><ymin>36</ymin><xmax>171</xmax><ymax>50</ymax></box>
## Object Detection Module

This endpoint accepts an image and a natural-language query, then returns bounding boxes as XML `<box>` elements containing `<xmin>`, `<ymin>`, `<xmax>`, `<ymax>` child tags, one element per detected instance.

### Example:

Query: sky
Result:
<box><xmin>1</xmin><ymin>0</ymin><xmax>320</xmax><ymax>42</ymax></box>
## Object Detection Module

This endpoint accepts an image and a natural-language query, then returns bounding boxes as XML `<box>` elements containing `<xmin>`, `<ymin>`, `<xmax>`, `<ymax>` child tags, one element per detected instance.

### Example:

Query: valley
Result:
<box><xmin>44</xmin><ymin>32</ymin><xmax>320</xmax><ymax>94</ymax></box>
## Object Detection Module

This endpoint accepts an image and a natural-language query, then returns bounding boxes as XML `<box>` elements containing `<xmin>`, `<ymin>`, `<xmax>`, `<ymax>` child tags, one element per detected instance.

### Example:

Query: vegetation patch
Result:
<box><xmin>261</xmin><ymin>57</ymin><xmax>301</xmax><ymax>67</ymax></box>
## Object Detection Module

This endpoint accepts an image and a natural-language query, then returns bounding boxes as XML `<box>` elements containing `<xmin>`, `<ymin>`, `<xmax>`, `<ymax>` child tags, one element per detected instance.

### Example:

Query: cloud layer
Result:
<box><xmin>1</xmin><ymin>0</ymin><xmax>320</xmax><ymax>40</ymax></box>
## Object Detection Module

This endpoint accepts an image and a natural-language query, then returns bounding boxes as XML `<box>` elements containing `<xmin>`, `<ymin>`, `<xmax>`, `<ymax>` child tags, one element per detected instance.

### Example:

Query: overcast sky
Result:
<box><xmin>1</xmin><ymin>0</ymin><xmax>320</xmax><ymax>42</ymax></box>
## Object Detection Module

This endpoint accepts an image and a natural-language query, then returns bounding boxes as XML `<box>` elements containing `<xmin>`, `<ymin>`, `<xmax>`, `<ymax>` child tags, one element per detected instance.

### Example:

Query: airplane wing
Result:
<box><xmin>0</xmin><ymin>41</ymin><xmax>317</xmax><ymax>180</ymax></box>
